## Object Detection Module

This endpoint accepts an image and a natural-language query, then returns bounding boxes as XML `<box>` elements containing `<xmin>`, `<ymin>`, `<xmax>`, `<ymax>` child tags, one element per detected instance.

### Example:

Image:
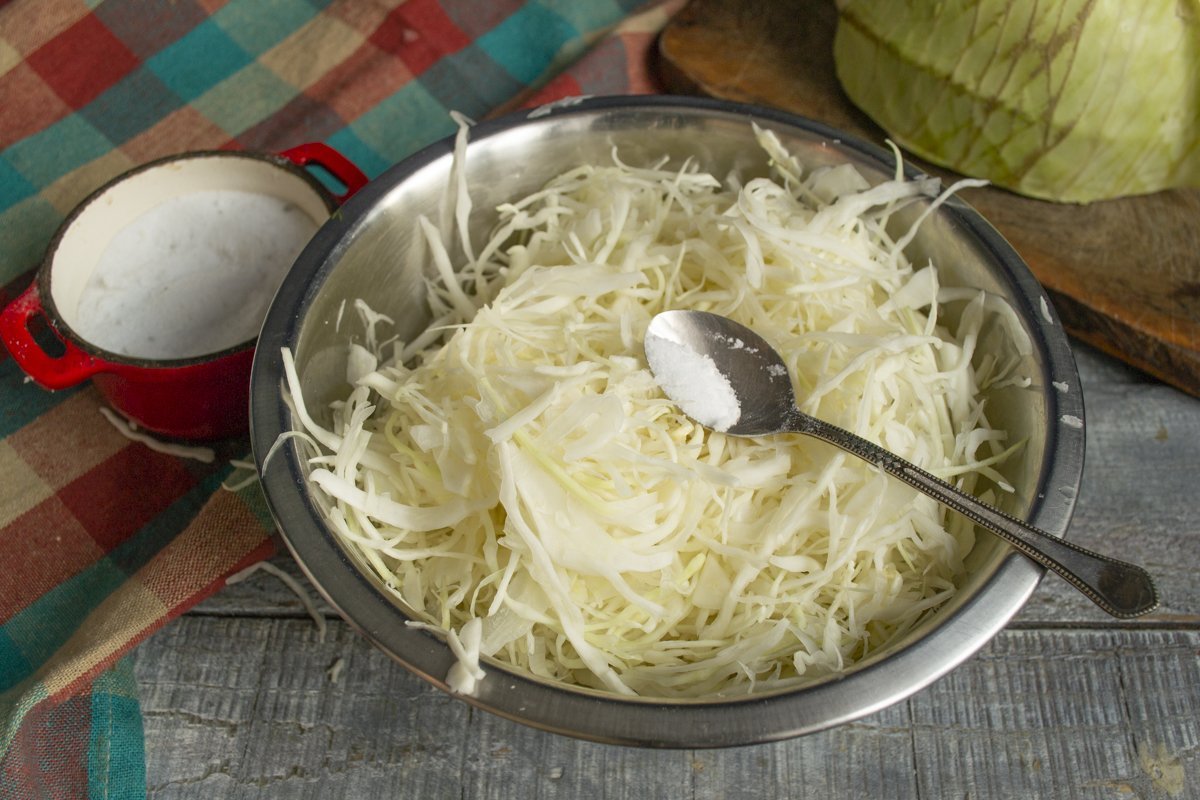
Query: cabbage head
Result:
<box><xmin>833</xmin><ymin>0</ymin><xmax>1200</xmax><ymax>203</ymax></box>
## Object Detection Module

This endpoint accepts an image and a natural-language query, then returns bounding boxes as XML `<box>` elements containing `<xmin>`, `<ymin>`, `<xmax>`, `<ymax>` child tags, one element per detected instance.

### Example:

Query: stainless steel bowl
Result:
<box><xmin>250</xmin><ymin>96</ymin><xmax>1084</xmax><ymax>747</ymax></box>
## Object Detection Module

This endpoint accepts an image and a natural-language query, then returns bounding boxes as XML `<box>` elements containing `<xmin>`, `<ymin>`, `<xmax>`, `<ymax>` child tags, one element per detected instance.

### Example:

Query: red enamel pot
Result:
<box><xmin>0</xmin><ymin>144</ymin><xmax>366</xmax><ymax>440</ymax></box>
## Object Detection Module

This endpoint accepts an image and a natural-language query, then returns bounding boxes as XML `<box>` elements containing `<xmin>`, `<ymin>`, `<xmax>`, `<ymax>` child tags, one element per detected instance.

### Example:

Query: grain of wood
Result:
<box><xmin>1015</xmin><ymin>377</ymin><xmax>1200</xmax><ymax>623</ymax></box>
<box><xmin>910</xmin><ymin>631</ymin><xmax>1200</xmax><ymax>799</ymax></box>
<box><xmin>135</xmin><ymin>619</ymin><xmax>1200</xmax><ymax>799</ymax></box>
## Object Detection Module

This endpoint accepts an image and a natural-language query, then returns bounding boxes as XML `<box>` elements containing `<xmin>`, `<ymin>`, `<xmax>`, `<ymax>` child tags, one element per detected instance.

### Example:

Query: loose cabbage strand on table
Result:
<box><xmin>284</xmin><ymin>124</ymin><xmax>1023</xmax><ymax>698</ymax></box>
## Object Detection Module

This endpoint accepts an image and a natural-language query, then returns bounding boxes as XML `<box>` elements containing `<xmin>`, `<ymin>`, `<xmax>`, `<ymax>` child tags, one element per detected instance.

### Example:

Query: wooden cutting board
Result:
<box><xmin>658</xmin><ymin>0</ymin><xmax>1200</xmax><ymax>397</ymax></box>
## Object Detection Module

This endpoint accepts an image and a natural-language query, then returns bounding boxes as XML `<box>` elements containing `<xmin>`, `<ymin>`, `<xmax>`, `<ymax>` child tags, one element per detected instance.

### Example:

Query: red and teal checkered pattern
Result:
<box><xmin>0</xmin><ymin>348</ymin><xmax>276</xmax><ymax>798</ymax></box>
<box><xmin>3</xmin><ymin>659</ymin><xmax>143</xmax><ymax>799</ymax></box>
<box><xmin>0</xmin><ymin>0</ymin><xmax>668</xmax><ymax>286</ymax></box>
<box><xmin>0</xmin><ymin>0</ymin><xmax>681</xmax><ymax>796</ymax></box>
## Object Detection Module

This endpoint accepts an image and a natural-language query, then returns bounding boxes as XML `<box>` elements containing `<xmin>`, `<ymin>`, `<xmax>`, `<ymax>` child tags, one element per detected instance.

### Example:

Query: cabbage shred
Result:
<box><xmin>285</xmin><ymin>124</ymin><xmax>1017</xmax><ymax>698</ymax></box>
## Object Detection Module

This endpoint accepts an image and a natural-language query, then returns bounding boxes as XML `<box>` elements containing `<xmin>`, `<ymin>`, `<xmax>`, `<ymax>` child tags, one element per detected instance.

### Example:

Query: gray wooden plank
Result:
<box><xmin>1070</xmin><ymin>340</ymin><xmax>1162</xmax><ymax>387</ymax></box>
<box><xmin>910</xmin><ymin>630</ymin><xmax>1200</xmax><ymax>799</ymax></box>
<box><xmin>137</xmin><ymin>618</ymin><xmax>470</xmax><ymax>798</ymax></box>
<box><xmin>1015</xmin><ymin>378</ymin><xmax>1200</xmax><ymax>623</ymax></box>
<box><xmin>190</xmin><ymin>552</ymin><xmax>338</xmax><ymax>619</ymax></box>
<box><xmin>135</xmin><ymin>618</ymin><xmax>1200</xmax><ymax>800</ymax></box>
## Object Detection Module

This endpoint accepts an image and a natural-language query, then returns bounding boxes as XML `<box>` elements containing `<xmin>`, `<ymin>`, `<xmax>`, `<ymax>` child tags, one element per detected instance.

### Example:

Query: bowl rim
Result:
<box><xmin>250</xmin><ymin>94</ymin><xmax>1085</xmax><ymax>748</ymax></box>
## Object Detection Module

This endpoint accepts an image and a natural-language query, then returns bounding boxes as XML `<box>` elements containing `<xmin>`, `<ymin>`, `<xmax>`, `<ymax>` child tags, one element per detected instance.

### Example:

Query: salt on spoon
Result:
<box><xmin>643</xmin><ymin>309</ymin><xmax>1160</xmax><ymax>620</ymax></box>
<box><xmin>643</xmin><ymin>332</ymin><xmax>741</xmax><ymax>432</ymax></box>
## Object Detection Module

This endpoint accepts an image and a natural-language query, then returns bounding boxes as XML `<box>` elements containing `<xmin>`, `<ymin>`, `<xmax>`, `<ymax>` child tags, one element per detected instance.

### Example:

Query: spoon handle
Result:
<box><xmin>793</xmin><ymin>414</ymin><xmax>1159</xmax><ymax>618</ymax></box>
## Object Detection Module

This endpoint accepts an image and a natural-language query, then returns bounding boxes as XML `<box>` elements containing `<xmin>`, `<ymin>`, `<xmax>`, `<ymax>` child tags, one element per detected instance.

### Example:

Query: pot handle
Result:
<box><xmin>280</xmin><ymin>143</ymin><xmax>369</xmax><ymax>204</ymax></box>
<box><xmin>0</xmin><ymin>282</ymin><xmax>103</xmax><ymax>389</ymax></box>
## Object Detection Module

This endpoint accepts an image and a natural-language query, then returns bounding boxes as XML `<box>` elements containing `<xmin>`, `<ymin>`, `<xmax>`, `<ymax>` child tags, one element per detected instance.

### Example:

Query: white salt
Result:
<box><xmin>645</xmin><ymin>332</ymin><xmax>741</xmax><ymax>432</ymax></box>
<box><xmin>74</xmin><ymin>190</ymin><xmax>320</xmax><ymax>360</ymax></box>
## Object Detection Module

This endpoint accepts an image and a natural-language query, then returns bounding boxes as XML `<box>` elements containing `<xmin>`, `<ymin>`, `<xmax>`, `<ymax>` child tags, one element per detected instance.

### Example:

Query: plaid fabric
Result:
<box><xmin>0</xmin><ymin>0</ymin><xmax>681</xmax><ymax>797</ymax></box>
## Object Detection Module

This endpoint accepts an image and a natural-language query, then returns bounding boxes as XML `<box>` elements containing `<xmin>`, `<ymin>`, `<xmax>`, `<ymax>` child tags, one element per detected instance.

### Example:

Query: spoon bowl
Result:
<box><xmin>645</xmin><ymin>309</ymin><xmax>798</xmax><ymax>436</ymax></box>
<box><xmin>645</xmin><ymin>309</ymin><xmax>1159</xmax><ymax>619</ymax></box>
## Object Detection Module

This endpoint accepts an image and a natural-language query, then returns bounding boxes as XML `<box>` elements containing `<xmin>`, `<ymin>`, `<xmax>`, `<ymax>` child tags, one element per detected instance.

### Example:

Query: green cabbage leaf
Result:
<box><xmin>834</xmin><ymin>0</ymin><xmax>1200</xmax><ymax>203</ymax></box>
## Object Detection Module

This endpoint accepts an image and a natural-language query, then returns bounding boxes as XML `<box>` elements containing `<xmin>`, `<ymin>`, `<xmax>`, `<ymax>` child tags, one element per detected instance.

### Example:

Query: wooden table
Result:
<box><xmin>134</xmin><ymin>342</ymin><xmax>1199</xmax><ymax>799</ymax></box>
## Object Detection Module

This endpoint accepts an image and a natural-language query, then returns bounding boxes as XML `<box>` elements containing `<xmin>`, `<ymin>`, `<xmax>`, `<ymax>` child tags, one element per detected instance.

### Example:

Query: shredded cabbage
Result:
<box><xmin>284</xmin><ymin>122</ymin><xmax>1022</xmax><ymax>698</ymax></box>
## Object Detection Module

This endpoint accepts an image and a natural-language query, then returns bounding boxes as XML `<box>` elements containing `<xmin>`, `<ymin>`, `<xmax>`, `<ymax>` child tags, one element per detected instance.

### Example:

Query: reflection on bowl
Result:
<box><xmin>250</xmin><ymin>96</ymin><xmax>1084</xmax><ymax>747</ymax></box>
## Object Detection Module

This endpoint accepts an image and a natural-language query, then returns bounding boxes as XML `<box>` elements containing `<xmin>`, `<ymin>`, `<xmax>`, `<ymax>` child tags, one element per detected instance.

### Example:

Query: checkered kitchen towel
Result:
<box><xmin>0</xmin><ymin>1</ymin><xmax>680</xmax><ymax>796</ymax></box>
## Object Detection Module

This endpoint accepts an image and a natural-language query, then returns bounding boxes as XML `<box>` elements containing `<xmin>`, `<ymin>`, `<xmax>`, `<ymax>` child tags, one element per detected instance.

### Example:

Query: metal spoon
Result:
<box><xmin>644</xmin><ymin>309</ymin><xmax>1159</xmax><ymax>619</ymax></box>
